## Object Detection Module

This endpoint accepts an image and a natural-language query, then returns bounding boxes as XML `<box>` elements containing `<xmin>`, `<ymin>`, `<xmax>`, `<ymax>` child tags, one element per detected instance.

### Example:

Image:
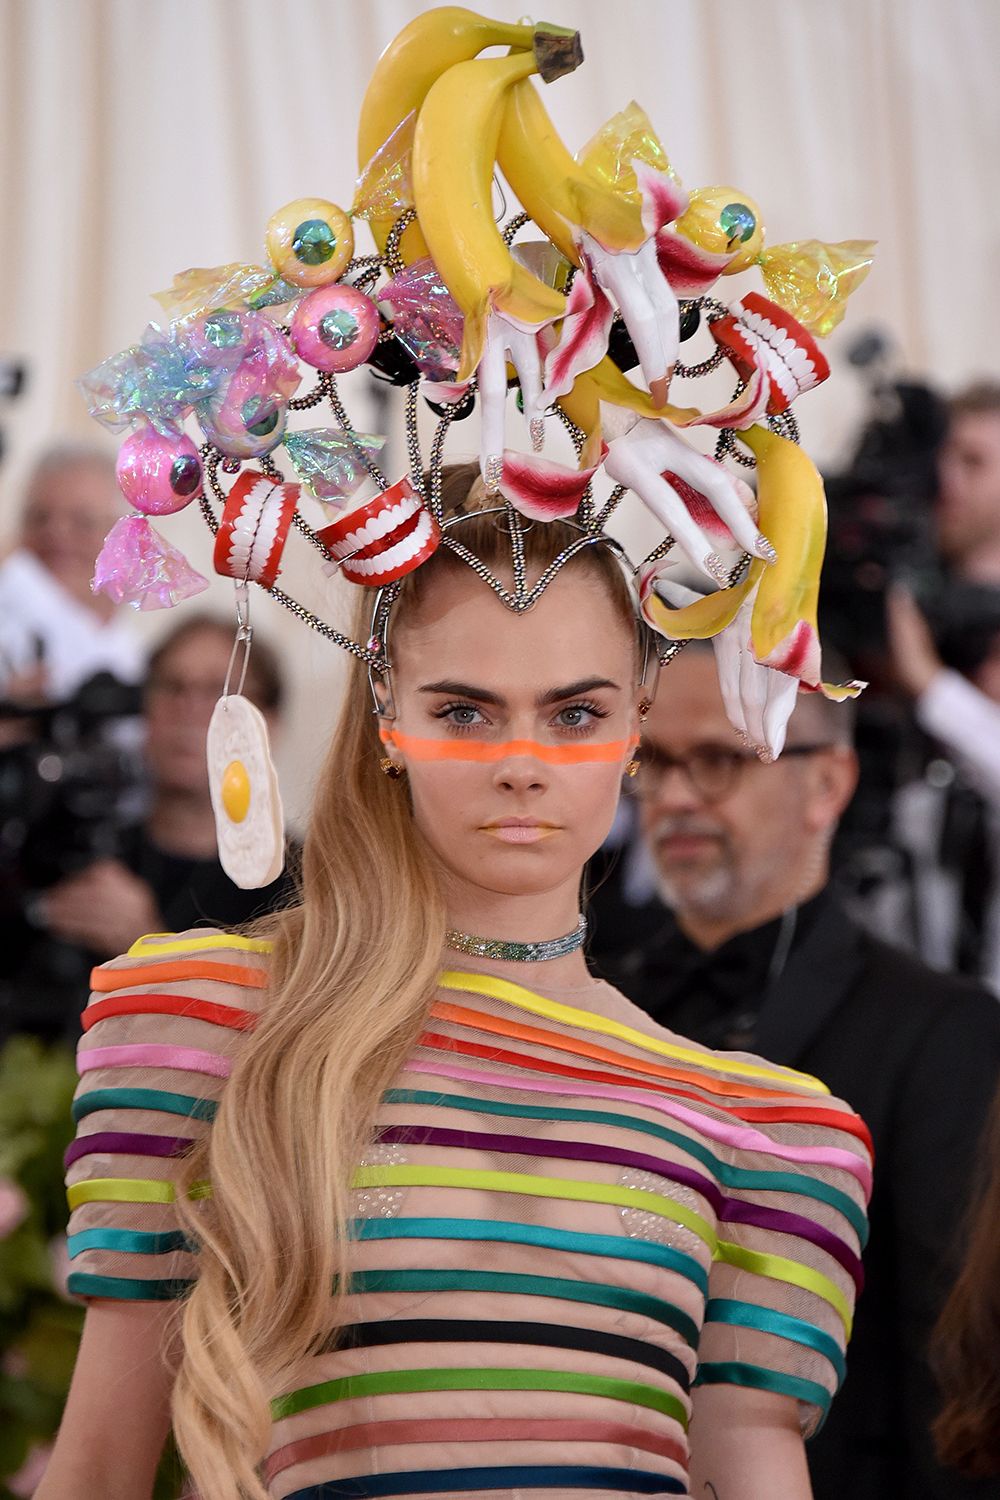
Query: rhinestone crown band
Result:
<box><xmin>445</xmin><ymin>914</ymin><xmax>587</xmax><ymax>962</ymax></box>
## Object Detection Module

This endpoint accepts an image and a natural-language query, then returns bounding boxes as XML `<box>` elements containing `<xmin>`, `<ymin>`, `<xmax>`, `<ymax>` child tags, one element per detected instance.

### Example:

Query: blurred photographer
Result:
<box><xmin>0</xmin><ymin>615</ymin><xmax>296</xmax><ymax>1043</ymax></box>
<box><xmin>934</xmin><ymin>382</ymin><xmax>1000</xmax><ymax>584</ymax></box>
<box><xmin>887</xmin><ymin>581</ymin><xmax>1000</xmax><ymax>988</ymax></box>
<box><xmin>0</xmin><ymin>443</ymin><xmax>144</xmax><ymax>704</ymax></box>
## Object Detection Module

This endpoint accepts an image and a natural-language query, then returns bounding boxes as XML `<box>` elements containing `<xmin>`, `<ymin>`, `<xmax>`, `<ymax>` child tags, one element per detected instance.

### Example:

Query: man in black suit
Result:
<box><xmin>595</xmin><ymin>645</ymin><xmax>1000</xmax><ymax>1500</ymax></box>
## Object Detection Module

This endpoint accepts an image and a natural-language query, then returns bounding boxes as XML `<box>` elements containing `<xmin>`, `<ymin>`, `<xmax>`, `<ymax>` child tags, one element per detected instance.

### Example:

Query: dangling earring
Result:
<box><xmin>379</xmin><ymin>757</ymin><xmax>405</xmax><ymax>779</ymax></box>
<box><xmin>206</xmin><ymin>582</ymin><xmax>285</xmax><ymax>889</ymax></box>
<box><xmin>625</xmin><ymin>756</ymin><xmax>641</xmax><ymax>778</ymax></box>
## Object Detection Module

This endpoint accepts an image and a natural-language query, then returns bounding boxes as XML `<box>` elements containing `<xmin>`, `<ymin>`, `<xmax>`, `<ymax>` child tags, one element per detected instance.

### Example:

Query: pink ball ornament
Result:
<box><xmin>115</xmin><ymin>428</ymin><xmax>203</xmax><ymax>515</ymax></box>
<box><xmin>290</xmin><ymin>285</ymin><xmax>380</xmax><ymax>373</ymax></box>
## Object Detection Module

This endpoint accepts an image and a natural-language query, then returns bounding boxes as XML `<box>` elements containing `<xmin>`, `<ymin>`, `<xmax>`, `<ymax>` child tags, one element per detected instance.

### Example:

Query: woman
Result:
<box><xmin>41</xmin><ymin>468</ymin><xmax>871</xmax><ymax>1500</ymax></box>
<box><xmin>932</xmin><ymin>1081</ymin><xmax>1000</xmax><ymax>1478</ymax></box>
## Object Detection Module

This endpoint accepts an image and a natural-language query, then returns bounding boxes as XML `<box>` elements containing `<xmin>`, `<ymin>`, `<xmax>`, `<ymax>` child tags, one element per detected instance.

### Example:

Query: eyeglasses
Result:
<box><xmin>634</xmin><ymin>741</ymin><xmax>832</xmax><ymax>804</ymax></box>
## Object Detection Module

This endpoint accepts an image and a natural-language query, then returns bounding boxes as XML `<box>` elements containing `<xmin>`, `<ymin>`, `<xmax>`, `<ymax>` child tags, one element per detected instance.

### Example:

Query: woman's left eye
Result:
<box><xmin>553</xmin><ymin>702</ymin><xmax>607</xmax><ymax>732</ymax></box>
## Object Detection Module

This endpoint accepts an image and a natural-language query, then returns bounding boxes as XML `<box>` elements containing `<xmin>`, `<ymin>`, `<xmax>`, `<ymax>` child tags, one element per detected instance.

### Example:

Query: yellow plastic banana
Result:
<box><xmin>412</xmin><ymin>49</ymin><xmax>569</xmax><ymax>380</ymax></box>
<box><xmin>638</xmin><ymin>421</ymin><xmax>826</xmax><ymax>653</ymax></box>
<box><xmin>357</xmin><ymin>8</ymin><xmax>577</xmax><ymax>263</ymax></box>
<box><xmin>741</xmin><ymin>423</ymin><xmax>828</xmax><ymax>681</ymax></box>
<box><xmin>558</xmin><ymin>357</ymin><xmax>698</xmax><ymax>443</ymax></box>
<box><xmin>496</xmin><ymin>78</ymin><xmax>648</xmax><ymax>264</ymax></box>
<box><xmin>642</xmin><ymin>559</ymin><xmax>765</xmax><ymax>641</ymax></box>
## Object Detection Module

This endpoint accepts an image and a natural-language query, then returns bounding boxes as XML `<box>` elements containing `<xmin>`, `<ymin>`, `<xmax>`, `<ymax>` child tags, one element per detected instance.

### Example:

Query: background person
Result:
<box><xmin>934</xmin><ymin>382</ymin><xmax>1000</xmax><ymax>586</ymax></box>
<box><xmin>886</xmin><ymin>584</ymin><xmax>1000</xmax><ymax>989</ymax></box>
<box><xmin>1</xmin><ymin>614</ymin><xmax>296</xmax><ymax>1044</ymax></box>
<box><xmin>0</xmin><ymin>443</ymin><xmax>143</xmax><ymax>703</ymax></box>
<box><xmin>931</xmin><ymin>1080</ymin><xmax>1000</xmax><ymax>1481</ymax></box>
<box><xmin>595</xmin><ymin>642</ymin><xmax>1000</xmax><ymax>1500</ymax></box>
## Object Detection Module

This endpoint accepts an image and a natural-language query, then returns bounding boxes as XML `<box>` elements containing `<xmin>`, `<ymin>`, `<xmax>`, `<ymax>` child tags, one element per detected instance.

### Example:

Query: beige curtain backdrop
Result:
<box><xmin>1</xmin><ymin>0</ymin><xmax>998</xmax><ymax>820</ymax></box>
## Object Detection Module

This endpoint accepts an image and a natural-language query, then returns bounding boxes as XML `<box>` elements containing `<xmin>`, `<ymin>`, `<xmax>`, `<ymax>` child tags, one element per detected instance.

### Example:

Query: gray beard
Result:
<box><xmin>655</xmin><ymin>862</ymin><xmax>738</xmax><ymax>920</ymax></box>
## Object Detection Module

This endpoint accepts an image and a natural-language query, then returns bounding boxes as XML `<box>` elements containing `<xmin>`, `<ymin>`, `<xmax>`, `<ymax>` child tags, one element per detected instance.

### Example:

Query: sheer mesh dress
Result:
<box><xmin>65</xmin><ymin>932</ymin><xmax>872</xmax><ymax>1499</ymax></box>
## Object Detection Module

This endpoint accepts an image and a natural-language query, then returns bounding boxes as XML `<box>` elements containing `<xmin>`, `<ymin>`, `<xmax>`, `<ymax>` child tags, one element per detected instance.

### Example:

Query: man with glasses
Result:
<box><xmin>592</xmin><ymin>643</ymin><xmax>1000</xmax><ymax>1500</ymax></box>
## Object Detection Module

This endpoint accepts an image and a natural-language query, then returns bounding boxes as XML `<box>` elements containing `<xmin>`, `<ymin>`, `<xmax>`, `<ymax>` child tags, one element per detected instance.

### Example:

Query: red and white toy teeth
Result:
<box><xmin>710</xmin><ymin>292</ymin><xmax>830</xmax><ymax>415</ymax></box>
<box><xmin>317</xmin><ymin>477</ymin><xmax>441</xmax><ymax>587</ymax></box>
<box><xmin>214</xmin><ymin>471</ymin><xmax>300</xmax><ymax>587</ymax></box>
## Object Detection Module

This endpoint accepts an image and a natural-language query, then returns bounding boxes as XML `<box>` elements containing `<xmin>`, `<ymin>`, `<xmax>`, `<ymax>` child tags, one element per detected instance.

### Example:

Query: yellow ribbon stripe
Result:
<box><xmin>718</xmin><ymin>1241</ymin><xmax>853</xmax><ymax>1336</ymax></box>
<box><xmin>439</xmin><ymin>971</ymin><xmax>828</xmax><ymax>1094</ymax></box>
<box><xmin>127</xmin><ymin>932</ymin><xmax>274</xmax><ymax>958</ymax></box>
<box><xmin>67</xmin><ymin>1177</ymin><xmax>212</xmax><ymax>1210</ymax></box>
<box><xmin>352</xmin><ymin>1163</ymin><xmax>715</xmax><ymax>1248</ymax></box>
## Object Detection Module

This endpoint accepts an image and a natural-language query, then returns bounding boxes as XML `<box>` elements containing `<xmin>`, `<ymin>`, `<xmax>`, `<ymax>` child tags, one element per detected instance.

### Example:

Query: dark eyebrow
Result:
<box><xmin>418</xmin><ymin>676</ymin><xmax>622</xmax><ymax>707</ymax></box>
<box><xmin>537</xmin><ymin>677</ymin><xmax>621</xmax><ymax>706</ymax></box>
<box><xmin>419</xmin><ymin>680</ymin><xmax>505</xmax><ymax>705</ymax></box>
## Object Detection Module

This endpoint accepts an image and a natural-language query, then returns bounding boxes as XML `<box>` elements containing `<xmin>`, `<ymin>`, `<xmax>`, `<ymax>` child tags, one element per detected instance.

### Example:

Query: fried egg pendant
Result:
<box><xmin>207</xmin><ymin>694</ymin><xmax>285</xmax><ymax>889</ymax></box>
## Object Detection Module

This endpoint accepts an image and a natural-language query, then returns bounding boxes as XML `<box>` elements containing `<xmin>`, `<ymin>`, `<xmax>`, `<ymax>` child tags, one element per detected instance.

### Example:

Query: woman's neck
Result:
<box><xmin>441</xmin><ymin>883</ymin><xmax>596</xmax><ymax>991</ymax></box>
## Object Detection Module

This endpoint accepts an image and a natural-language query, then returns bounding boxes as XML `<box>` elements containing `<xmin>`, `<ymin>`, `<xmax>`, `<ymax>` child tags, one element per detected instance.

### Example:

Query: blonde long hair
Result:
<box><xmin>171</xmin><ymin>466</ymin><xmax>639</xmax><ymax>1498</ymax></box>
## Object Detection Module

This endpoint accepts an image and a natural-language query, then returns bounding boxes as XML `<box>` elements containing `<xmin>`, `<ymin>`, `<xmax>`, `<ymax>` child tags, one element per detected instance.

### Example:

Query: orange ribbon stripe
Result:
<box><xmin>89</xmin><ymin>959</ymin><xmax>268</xmax><ymax>993</ymax></box>
<box><xmin>430</xmin><ymin>1000</ymin><xmax>781</xmax><ymax>1101</ymax></box>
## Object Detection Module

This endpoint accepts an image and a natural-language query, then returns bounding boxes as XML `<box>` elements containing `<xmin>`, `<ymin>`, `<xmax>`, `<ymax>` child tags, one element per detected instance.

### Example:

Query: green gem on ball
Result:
<box><xmin>241</xmin><ymin>397</ymin><xmax>280</xmax><ymax>437</ymax></box>
<box><xmin>719</xmin><ymin>202</ymin><xmax>756</xmax><ymax>245</ymax></box>
<box><xmin>319</xmin><ymin>309</ymin><xmax>360</xmax><ymax>350</ymax></box>
<box><xmin>292</xmin><ymin>218</ymin><xmax>337</xmax><ymax>265</ymax></box>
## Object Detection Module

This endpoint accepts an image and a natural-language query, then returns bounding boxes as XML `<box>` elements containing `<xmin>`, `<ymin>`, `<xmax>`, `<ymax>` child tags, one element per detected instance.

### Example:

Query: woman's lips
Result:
<box><xmin>482</xmin><ymin>821</ymin><xmax>559</xmax><ymax>844</ymax></box>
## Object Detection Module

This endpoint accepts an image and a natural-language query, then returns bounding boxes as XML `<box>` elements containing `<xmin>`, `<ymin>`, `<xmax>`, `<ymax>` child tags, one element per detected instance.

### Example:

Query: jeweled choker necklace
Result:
<box><xmin>445</xmin><ymin>915</ymin><xmax>587</xmax><ymax>962</ymax></box>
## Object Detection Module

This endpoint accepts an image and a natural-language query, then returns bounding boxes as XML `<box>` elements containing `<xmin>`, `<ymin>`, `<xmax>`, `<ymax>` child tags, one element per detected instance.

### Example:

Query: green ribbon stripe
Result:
<box><xmin>705</xmin><ymin>1298</ymin><xmax>845</xmax><ymax>1385</ymax></box>
<box><xmin>66</xmin><ymin>1272</ymin><xmax>193</xmax><ymax>1300</ymax></box>
<box><xmin>345</xmin><ymin>1268</ymin><xmax>699</xmax><ymax>1348</ymax></box>
<box><xmin>73</xmin><ymin>1086</ymin><xmax>217</xmax><ymax>1123</ymax></box>
<box><xmin>271</xmin><ymin>1366</ymin><xmax>688</xmax><ymax>1427</ymax></box>
<box><xmin>67</xmin><ymin>1227</ymin><xmax>194</xmax><ymax>1258</ymax></box>
<box><xmin>353</xmin><ymin>1216</ymin><xmax>709</xmax><ymax>1296</ymax></box>
<box><xmin>695</xmin><ymin>1360</ymin><xmax>831</xmax><ymax>1414</ymax></box>
<box><xmin>383</xmin><ymin>1088</ymin><xmax>868</xmax><ymax>1246</ymax></box>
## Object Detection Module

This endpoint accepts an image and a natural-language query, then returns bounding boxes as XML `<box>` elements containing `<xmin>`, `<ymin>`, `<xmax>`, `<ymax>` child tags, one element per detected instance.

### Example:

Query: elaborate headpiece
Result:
<box><xmin>79</xmin><ymin>6</ymin><xmax>873</xmax><ymax>885</ymax></box>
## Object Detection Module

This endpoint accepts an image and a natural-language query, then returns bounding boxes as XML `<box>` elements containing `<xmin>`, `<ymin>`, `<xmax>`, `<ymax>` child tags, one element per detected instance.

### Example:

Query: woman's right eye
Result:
<box><xmin>436</xmin><ymin>702</ymin><xmax>488</xmax><ymax>730</ymax></box>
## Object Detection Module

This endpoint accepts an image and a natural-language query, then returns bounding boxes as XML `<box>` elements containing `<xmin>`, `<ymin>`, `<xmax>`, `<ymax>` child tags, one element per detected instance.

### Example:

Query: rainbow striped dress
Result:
<box><xmin>65</xmin><ymin>931</ymin><xmax>872</xmax><ymax>1499</ymax></box>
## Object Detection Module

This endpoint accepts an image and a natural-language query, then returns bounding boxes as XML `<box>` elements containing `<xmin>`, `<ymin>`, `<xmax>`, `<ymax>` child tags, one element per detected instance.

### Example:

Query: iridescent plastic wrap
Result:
<box><xmin>577</xmin><ymin>100</ymin><xmax>678</xmax><ymax>198</ymax></box>
<box><xmin>757</xmin><ymin>239</ymin><xmax>876</xmax><ymax>336</ymax></box>
<box><xmin>92</xmin><ymin>516</ymin><xmax>208</xmax><ymax>610</ymax></box>
<box><xmin>378</xmin><ymin>258</ymin><xmax>464</xmax><ymax>380</ymax></box>
<box><xmin>283</xmin><ymin>430</ymin><xmax>387</xmax><ymax>505</ymax></box>
<box><xmin>153</xmin><ymin>263</ymin><xmax>276</xmax><ymax>325</ymax></box>
<box><xmin>352</xmin><ymin>111</ymin><xmax>416</xmax><ymax>222</ymax></box>
<box><xmin>80</xmin><ymin>322</ymin><xmax>228</xmax><ymax>436</ymax></box>
<box><xmin>194</xmin><ymin>314</ymin><xmax>300</xmax><ymax>459</ymax></box>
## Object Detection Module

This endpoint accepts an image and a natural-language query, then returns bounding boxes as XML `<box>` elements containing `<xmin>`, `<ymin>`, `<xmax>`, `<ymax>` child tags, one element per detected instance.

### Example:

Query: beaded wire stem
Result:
<box><xmin>193</xmin><ymin>212</ymin><xmax>789</xmax><ymax>676</ymax></box>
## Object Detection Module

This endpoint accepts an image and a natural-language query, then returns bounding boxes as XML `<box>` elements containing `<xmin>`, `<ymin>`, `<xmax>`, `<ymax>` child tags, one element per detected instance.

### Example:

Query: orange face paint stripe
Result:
<box><xmin>380</xmin><ymin>729</ymin><xmax>637</xmax><ymax>765</ymax></box>
<box><xmin>429</xmin><ymin>1001</ymin><xmax>780</xmax><ymax>1101</ymax></box>
<box><xmin>88</xmin><ymin>960</ymin><xmax>268</xmax><ymax>993</ymax></box>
